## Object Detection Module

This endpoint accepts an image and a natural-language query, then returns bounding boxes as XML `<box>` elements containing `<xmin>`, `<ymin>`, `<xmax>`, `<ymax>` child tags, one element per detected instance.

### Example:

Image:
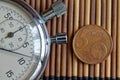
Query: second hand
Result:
<box><xmin>0</xmin><ymin>48</ymin><xmax>32</xmax><ymax>58</ymax></box>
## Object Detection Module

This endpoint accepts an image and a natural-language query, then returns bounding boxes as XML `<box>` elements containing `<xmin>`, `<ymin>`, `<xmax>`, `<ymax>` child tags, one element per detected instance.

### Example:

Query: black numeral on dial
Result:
<box><xmin>23</xmin><ymin>42</ymin><xmax>29</xmax><ymax>48</ymax></box>
<box><xmin>0</xmin><ymin>28</ymin><xmax>5</xmax><ymax>33</ymax></box>
<box><xmin>6</xmin><ymin>70</ymin><xmax>14</xmax><ymax>78</ymax></box>
<box><xmin>18</xmin><ymin>58</ymin><xmax>25</xmax><ymax>65</ymax></box>
<box><xmin>4</xmin><ymin>13</ymin><xmax>13</xmax><ymax>20</ymax></box>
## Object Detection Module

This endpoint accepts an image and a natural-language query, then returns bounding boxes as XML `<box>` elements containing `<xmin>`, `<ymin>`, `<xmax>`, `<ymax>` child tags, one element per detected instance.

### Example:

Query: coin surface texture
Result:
<box><xmin>73</xmin><ymin>25</ymin><xmax>113</xmax><ymax>64</ymax></box>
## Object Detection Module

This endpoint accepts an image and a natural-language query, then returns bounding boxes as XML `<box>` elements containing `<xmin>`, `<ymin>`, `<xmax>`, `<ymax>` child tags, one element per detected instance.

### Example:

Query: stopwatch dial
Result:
<box><xmin>0</xmin><ymin>19</ymin><xmax>27</xmax><ymax>50</ymax></box>
<box><xmin>0</xmin><ymin>1</ymin><xmax>42</xmax><ymax>80</ymax></box>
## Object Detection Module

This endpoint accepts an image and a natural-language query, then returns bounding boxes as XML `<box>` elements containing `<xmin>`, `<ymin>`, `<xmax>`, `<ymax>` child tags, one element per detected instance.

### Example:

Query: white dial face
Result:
<box><xmin>0</xmin><ymin>1</ymin><xmax>41</xmax><ymax>80</ymax></box>
<box><xmin>0</xmin><ymin>19</ymin><xmax>27</xmax><ymax>50</ymax></box>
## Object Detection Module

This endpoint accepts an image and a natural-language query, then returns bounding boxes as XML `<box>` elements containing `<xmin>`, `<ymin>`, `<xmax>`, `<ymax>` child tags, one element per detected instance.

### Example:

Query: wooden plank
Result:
<box><xmin>61</xmin><ymin>0</ymin><xmax>68</xmax><ymax>79</ymax></box>
<box><xmin>67</xmin><ymin>0</ymin><xmax>74</xmax><ymax>79</ymax></box>
<box><xmin>111</xmin><ymin>0</ymin><xmax>118</xmax><ymax>79</ymax></box>
<box><xmin>84</xmin><ymin>0</ymin><xmax>90</xmax><ymax>79</ymax></box>
<box><xmin>55</xmin><ymin>11</ymin><xmax>62</xmax><ymax>80</ymax></box>
<box><xmin>106</xmin><ymin>0</ymin><xmax>112</xmax><ymax>78</ymax></box>
<box><xmin>89</xmin><ymin>0</ymin><xmax>96</xmax><ymax>79</ymax></box>
<box><xmin>117</xmin><ymin>0</ymin><xmax>120</xmax><ymax>78</ymax></box>
<box><xmin>49</xmin><ymin>0</ymin><xmax>56</xmax><ymax>79</ymax></box>
<box><xmin>100</xmin><ymin>0</ymin><xmax>106</xmax><ymax>79</ymax></box>
<box><xmin>78</xmin><ymin>0</ymin><xmax>84</xmax><ymax>79</ymax></box>
<box><xmin>25</xmin><ymin>0</ymin><xmax>30</xmax><ymax>4</ymax></box>
<box><xmin>35</xmin><ymin>0</ymin><xmax>40</xmax><ymax>12</ymax></box>
<box><xmin>30</xmin><ymin>0</ymin><xmax>35</xmax><ymax>8</ymax></box>
<box><xmin>72</xmin><ymin>0</ymin><xmax>79</xmax><ymax>79</ymax></box>
<box><xmin>95</xmin><ymin>0</ymin><xmax>101</xmax><ymax>79</ymax></box>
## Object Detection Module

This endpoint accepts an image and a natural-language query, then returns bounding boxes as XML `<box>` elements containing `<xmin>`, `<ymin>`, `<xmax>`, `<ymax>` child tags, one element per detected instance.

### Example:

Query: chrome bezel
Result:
<box><xmin>0</xmin><ymin>0</ymin><xmax>51</xmax><ymax>80</ymax></box>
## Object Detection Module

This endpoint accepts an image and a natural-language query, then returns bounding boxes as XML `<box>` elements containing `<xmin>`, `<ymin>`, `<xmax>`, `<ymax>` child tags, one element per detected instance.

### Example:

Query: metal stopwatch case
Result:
<box><xmin>0</xmin><ymin>0</ymin><xmax>67</xmax><ymax>80</ymax></box>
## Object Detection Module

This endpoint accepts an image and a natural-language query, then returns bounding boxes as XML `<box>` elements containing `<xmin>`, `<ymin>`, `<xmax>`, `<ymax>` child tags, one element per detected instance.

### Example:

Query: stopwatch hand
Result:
<box><xmin>0</xmin><ymin>48</ymin><xmax>32</xmax><ymax>58</ymax></box>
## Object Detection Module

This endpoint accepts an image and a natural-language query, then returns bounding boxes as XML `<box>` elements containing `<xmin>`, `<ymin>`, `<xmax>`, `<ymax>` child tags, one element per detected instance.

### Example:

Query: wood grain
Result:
<box><xmin>100</xmin><ymin>0</ymin><xmax>106</xmax><ymax>79</ymax></box>
<box><xmin>117</xmin><ymin>0</ymin><xmax>120</xmax><ymax>78</ymax></box>
<box><xmin>106</xmin><ymin>0</ymin><xmax>112</xmax><ymax>78</ymax></box>
<box><xmin>111</xmin><ymin>0</ymin><xmax>117</xmax><ymax>78</ymax></box>
<box><xmin>25</xmin><ymin>0</ymin><xmax>30</xmax><ymax>4</ymax></box>
<box><xmin>35</xmin><ymin>0</ymin><xmax>40</xmax><ymax>12</ymax></box>
<box><xmin>89</xmin><ymin>0</ymin><xmax>96</xmax><ymax>79</ymax></box>
<box><xmin>61</xmin><ymin>0</ymin><xmax>68</xmax><ymax>79</ymax></box>
<box><xmin>67</xmin><ymin>0</ymin><xmax>74</xmax><ymax>79</ymax></box>
<box><xmin>55</xmin><ymin>13</ymin><xmax>62</xmax><ymax>79</ymax></box>
<box><xmin>41</xmin><ymin>0</ymin><xmax>46</xmax><ymax>12</ymax></box>
<box><xmin>78</xmin><ymin>0</ymin><xmax>84</xmax><ymax>79</ymax></box>
<box><xmin>72</xmin><ymin>0</ymin><xmax>79</xmax><ymax>78</ymax></box>
<box><xmin>95</xmin><ymin>0</ymin><xmax>101</xmax><ymax>79</ymax></box>
<box><xmin>49</xmin><ymin>0</ymin><xmax>56</xmax><ymax>79</ymax></box>
<box><xmin>30</xmin><ymin>0</ymin><xmax>35</xmax><ymax>8</ymax></box>
<box><xmin>90</xmin><ymin>0</ymin><xmax>96</xmax><ymax>24</ymax></box>
<box><xmin>84</xmin><ymin>0</ymin><xmax>90</xmax><ymax>78</ymax></box>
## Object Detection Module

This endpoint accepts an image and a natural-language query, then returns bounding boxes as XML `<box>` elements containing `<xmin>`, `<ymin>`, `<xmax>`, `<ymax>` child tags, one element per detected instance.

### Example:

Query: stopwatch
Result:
<box><xmin>0</xmin><ymin>0</ymin><xmax>67</xmax><ymax>80</ymax></box>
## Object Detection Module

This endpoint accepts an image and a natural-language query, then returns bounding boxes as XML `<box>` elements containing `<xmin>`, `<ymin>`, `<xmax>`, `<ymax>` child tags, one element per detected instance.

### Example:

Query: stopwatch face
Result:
<box><xmin>0</xmin><ymin>0</ymin><xmax>50</xmax><ymax>80</ymax></box>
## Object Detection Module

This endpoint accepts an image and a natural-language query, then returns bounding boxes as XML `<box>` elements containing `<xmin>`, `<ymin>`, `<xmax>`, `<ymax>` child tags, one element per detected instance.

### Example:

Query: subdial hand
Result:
<box><xmin>5</xmin><ymin>26</ymin><xmax>26</xmax><ymax>39</ymax></box>
<box><xmin>0</xmin><ymin>48</ymin><xmax>32</xmax><ymax>58</ymax></box>
<box><xmin>13</xmin><ymin>26</ymin><xmax>26</xmax><ymax>34</ymax></box>
<box><xmin>5</xmin><ymin>32</ymin><xmax>14</xmax><ymax>38</ymax></box>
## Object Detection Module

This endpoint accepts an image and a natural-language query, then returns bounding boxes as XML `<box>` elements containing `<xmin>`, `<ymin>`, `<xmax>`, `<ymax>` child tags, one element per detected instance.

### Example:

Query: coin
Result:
<box><xmin>73</xmin><ymin>25</ymin><xmax>113</xmax><ymax>64</ymax></box>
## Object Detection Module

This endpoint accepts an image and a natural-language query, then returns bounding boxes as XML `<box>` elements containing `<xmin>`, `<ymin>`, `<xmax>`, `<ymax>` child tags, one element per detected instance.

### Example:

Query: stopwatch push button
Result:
<box><xmin>42</xmin><ymin>0</ymin><xmax>67</xmax><ymax>22</ymax></box>
<box><xmin>50</xmin><ymin>33</ymin><xmax>67</xmax><ymax>44</ymax></box>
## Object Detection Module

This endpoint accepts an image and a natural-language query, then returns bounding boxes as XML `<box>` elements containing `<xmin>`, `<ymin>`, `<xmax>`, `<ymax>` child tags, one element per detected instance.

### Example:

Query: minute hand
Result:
<box><xmin>0</xmin><ymin>48</ymin><xmax>31</xmax><ymax>58</ymax></box>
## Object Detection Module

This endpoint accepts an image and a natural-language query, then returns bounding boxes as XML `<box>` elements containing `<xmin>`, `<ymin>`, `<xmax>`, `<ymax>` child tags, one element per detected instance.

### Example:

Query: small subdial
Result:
<box><xmin>0</xmin><ymin>19</ymin><xmax>27</xmax><ymax>50</ymax></box>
